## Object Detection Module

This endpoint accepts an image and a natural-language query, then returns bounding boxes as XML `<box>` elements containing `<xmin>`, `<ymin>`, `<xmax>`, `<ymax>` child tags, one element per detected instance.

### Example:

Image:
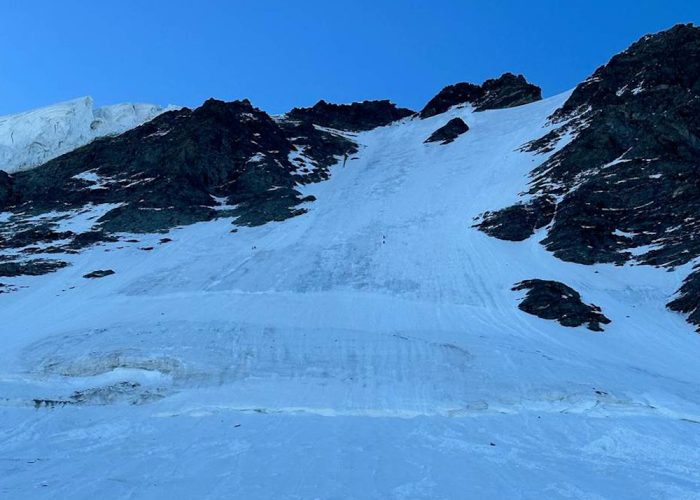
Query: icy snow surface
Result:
<box><xmin>1</xmin><ymin>93</ymin><xmax>700</xmax><ymax>499</ymax></box>
<box><xmin>0</xmin><ymin>97</ymin><xmax>177</xmax><ymax>173</ymax></box>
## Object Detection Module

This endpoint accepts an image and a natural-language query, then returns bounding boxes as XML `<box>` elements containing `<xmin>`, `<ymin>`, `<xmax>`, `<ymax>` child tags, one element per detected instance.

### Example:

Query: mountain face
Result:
<box><xmin>476</xmin><ymin>23</ymin><xmax>700</xmax><ymax>328</ymax></box>
<box><xmin>0</xmin><ymin>97</ymin><xmax>175</xmax><ymax>174</ymax></box>
<box><xmin>0</xmin><ymin>98</ymin><xmax>379</xmax><ymax>234</ymax></box>
<box><xmin>2</xmin><ymin>24</ymin><xmax>700</xmax><ymax>499</ymax></box>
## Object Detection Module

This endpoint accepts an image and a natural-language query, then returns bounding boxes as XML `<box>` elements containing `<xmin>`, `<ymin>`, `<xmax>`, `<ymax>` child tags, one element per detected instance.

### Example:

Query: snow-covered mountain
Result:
<box><xmin>0</xmin><ymin>97</ymin><xmax>177</xmax><ymax>173</ymax></box>
<box><xmin>1</xmin><ymin>24</ymin><xmax>700</xmax><ymax>499</ymax></box>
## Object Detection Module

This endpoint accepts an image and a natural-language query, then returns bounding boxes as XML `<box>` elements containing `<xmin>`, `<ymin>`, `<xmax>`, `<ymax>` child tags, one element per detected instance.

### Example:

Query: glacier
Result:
<box><xmin>0</xmin><ymin>97</ymin><xmax>177</xmax><ymax>173</ymax></box>
<box><xmin>1</xmin><ymin>92</ymin><xmax>699</xmax><ymax>499</ymax></box>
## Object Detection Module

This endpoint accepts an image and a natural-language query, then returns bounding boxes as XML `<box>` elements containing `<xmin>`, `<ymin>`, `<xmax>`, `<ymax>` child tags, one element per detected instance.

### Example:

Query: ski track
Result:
<box><xmin>1</xmin><ymin>92</ymin><xmax>700</xmax><ymax>498</ymax></box>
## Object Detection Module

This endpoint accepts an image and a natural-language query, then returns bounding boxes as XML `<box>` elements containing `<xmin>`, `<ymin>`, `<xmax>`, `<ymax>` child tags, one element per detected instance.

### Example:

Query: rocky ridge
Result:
<box><xmin>475</xmin><ymin>24</ymin><xmax>700</xmax><ymax>330</ymax></box>
<box><xmin>420</xmin><ymin>73</ymin><xmax>542</xmax><ymax>118</ymax></box>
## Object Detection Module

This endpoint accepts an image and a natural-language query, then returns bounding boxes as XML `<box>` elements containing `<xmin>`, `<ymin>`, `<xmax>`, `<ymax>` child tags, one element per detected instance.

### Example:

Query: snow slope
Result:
<box><xmin>0</xmin><ymin>97</ymin><xmax>177</xmax><ymax>173</ymax></box>
<box><xmin>1</xmin><ymin>93</ymin><xmax>700</xmax><ymax>499</ymax></box>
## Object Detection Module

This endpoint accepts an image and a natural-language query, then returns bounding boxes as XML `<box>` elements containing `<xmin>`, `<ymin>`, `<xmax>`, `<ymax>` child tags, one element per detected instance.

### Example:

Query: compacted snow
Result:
<box><xmin>0</xmin><ymin>97</ymin><xmax>176</xmax><ymax>173</ymax></box>
<box><xmin>1</xmin><ymin>93</ymin><xmax>700</xmax><ymax>499</ymax></box>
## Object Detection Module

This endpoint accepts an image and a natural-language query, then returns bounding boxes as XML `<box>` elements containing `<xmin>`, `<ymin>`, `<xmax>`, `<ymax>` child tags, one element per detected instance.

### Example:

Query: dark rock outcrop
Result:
<box><xmin>474</xmin><ymin>24</ymin><xmax>700</xmax><ymax>330</ymax></box>
<box><xmin>476</xmin><ymin>74</ymin><xmax>543</xmax><ymax>112</ymax></box>
<box><xmin>424</xmin><ymin>118</ymin><xmax>469</xmax><ymax>144</ymax></box>
<box><xmin>420</xmin><ymin>73</ymin><xmax>542</xmax><ymax>118</ymax></box>
<box><xmin>69</xmin><ymin>231</ymin><xmax>118</xmax><ymax>249</ymax></box>
<box><xmin>83</xmin><ymin>269</ymin><xmax>115</xmax><ymax>279</ymax></box>
<box><xmin>286</xmin><ymin>100</ymin><xmax>414</xmax><ymax>132</ymax></box>
<box><xmin>420</xmin><ymin>83</ymin><xmax>482</xmax><ymax>119</ymax></box>
<box><xmin>532</xmin><ymin>24</ymin><xmax>700</xmax><ymax>267</ymax></box>
<box><xmin>278</xmin><ymin>118</ymin><xmax>358</xmax><ymax>183</ymax></box>
<box><xmin>0</xmin><ymin>94</ymin><xmax>371</xmax><ymax>256</ymax></box>
<box><xmin>668</xmin><ymin>266</ymin><xmax>700</xmax><ymax>333</ymax></box>
<box><xmin>668</xmin><ymin>268</ymin><xmax>700</xmax><ymax>331</ymax></box>
<box><xmin>476</xmin><ymin>196</ymin><xmax>556</xmax><ymax>241</ymax></box>
<box><xmin>0</xmin><ymin>171</ymin><xmax>16</xmax><ymax>207</ymax></box>
<box><xmin>0</xmin><ymin>225</ymin><xmax>74</xmax><ymax>249</ymax></box>
<box><xmin>0</xmin><ymin>259</ymin><xmax>68</xmax><ymax>277</ymax></box>
<box><xmin>513</xmin><ymin>279</ymin><xmax>611</xmax><ymax>332</ymax></box>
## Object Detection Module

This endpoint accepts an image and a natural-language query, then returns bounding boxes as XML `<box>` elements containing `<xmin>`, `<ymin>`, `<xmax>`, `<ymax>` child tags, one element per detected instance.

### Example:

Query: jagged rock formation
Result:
<box><xmin>475</xmin><ymin>24</ymin><xmax>700</xmax><ymax>329</ymax></box>
<box><xmin>536</xmin><ymin>23</ymin><xmax>700</xmax><ymax>268</ymax></box>
<box><xmin>424</xmin><ymin>117</ymin><xmax>469</xmax><ymax>144</ymax></box>
<box><xmin>420</xmin><ymin>73</ymin><xmax>542</xmax><ymax>118</ymax></box>
<box><xmin>286</xmin><ymin>100</ymin><xmax>414</xmax><ymax>132</ymax></box>
<box><xmin>513</xmin><ymin>279</ymin><xmax>611</xmax><ymax>332</ymax></box>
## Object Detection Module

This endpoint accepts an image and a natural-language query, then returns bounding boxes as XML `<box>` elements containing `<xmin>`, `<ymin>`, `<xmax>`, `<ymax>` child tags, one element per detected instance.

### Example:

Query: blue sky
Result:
<box><xmin>1</xmin><ymin>0</ymin><xmax>698</xmax><ymax>115</ymax></box>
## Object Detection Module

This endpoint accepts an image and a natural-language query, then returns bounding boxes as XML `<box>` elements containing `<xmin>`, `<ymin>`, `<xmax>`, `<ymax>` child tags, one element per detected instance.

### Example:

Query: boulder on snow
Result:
<box><xmin>424</xmin><ymin>118</ymin><xmax>469</xmax><ymax>144</ymax></box>
<box><xmin>513</xmin><ymin>279</ymin><xmax>611</xmax><ymax>332</ymax></box>
<box><xmin>83</xmin><ymin>269</ymin><xmax>115</xmax><ymax>279</ymax></box>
